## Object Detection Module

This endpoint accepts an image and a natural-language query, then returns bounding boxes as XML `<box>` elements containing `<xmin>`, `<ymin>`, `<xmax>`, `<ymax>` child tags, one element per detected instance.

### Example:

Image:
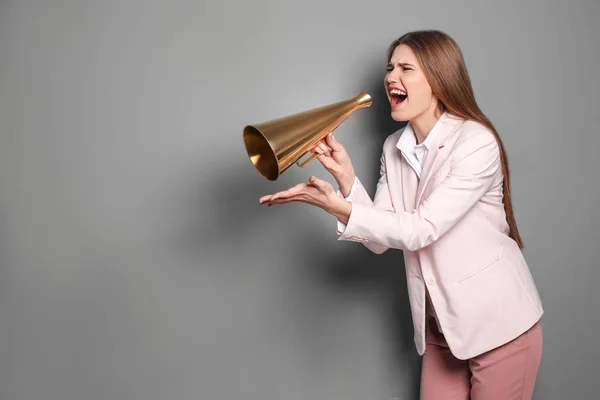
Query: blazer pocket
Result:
<box><xmin>457</xmin><ymin>253</ymin><xmax>501</xmax><ymax>283</ymax></box>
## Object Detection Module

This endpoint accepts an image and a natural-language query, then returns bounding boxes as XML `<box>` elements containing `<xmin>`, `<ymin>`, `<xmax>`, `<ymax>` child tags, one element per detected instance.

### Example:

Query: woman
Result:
<box><xmin>259</xmin><ymin>30</ymin><xmax>544</xmax><ymax>400</ymax></box>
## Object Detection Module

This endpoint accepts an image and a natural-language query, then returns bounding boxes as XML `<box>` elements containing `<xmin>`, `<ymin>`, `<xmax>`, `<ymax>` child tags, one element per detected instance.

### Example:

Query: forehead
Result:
<box><xmin>389</xmin><ymin>44</ymin><xmax>418</xmax><ymax>64</ymax></box>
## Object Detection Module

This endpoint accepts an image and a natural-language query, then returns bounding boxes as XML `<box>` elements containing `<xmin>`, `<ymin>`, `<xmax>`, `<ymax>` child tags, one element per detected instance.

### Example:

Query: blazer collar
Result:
<box><xmin>396</xmin><ymin>111</ymin><xmax>447</xmax><ymax>157</ymax></box>
<box><xmin>414</xmin><ymin>112</ymin><xmax>465</xmax><ymax>204</ymax></box>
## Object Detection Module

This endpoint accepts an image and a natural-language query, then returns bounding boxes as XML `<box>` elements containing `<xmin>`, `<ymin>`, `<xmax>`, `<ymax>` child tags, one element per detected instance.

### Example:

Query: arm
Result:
<box><xmin>336</xmin><ymin>140</ymin><xmax>395</xmax><ymax>254</ymax></box>
<box><xmin>339</xmin><ymin>131</ymin><xmax>501</xmax><ymax>252</ymax></box>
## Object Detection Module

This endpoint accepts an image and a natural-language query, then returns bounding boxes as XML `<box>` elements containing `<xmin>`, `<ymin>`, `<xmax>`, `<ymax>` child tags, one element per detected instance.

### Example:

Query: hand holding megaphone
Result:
<box><xmin>311</xmin><ymin>133</ymin><xmax>356</xmax><ymax>198</ymax></box>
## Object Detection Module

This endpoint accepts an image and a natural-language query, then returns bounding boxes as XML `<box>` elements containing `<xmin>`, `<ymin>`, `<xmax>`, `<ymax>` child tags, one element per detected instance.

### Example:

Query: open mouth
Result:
<box><xmin>389</xmin><ymin>88</ymin><xmax>407</xmax><ymax>107</ymax></box>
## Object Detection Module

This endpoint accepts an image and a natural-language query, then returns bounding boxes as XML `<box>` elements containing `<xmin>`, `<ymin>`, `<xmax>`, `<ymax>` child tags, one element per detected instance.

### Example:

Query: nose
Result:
<box><xmin>385</xmin><ymin>77</ymin><xmax>396</xmax><ymax>93</ymax></box>
<box><xmin>385</xmin><ymin>70</ymin><xmax>399</xmax><ymax>86</ymax></box>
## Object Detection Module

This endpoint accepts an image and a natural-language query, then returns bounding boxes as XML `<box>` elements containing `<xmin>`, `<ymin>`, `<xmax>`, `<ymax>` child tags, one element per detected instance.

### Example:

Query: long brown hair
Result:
<box><xmin>387</xmin><ymin>30</ymin><xmax>523</xmax><ymax>248</ymax></box>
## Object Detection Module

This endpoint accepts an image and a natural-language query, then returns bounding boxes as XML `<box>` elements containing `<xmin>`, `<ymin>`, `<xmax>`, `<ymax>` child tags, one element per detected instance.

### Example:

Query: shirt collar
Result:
<box><xmin>396</xmin><ymin>111</ymin><xmax>448</xmax><ymax>153</ymax></box>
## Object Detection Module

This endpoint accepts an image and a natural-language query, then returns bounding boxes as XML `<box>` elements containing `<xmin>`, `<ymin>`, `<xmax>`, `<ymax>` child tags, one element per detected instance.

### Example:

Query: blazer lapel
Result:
<box><xmin>400</xmin><ymin>150</ymin><xmax>419</xmax><ymax>212</ymax></box>
<box><xmin>415</xmin><ymin>115</ymin><xmax>464</xmax><ymax>205</ymax></box>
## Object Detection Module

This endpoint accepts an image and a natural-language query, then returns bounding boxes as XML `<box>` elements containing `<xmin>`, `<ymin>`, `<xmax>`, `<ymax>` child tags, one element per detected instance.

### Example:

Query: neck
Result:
<box><xmin>411</xmin><ymin>106</ymin><xmax>444</xmax><ymax>144</ymax></box>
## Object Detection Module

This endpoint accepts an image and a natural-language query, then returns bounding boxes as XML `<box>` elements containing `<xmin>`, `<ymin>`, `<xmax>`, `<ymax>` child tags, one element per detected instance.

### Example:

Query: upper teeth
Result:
<box><xmin>390</xmin><ymin>89</ymin><xmax>406</xmax><ymax>96</ymax></box>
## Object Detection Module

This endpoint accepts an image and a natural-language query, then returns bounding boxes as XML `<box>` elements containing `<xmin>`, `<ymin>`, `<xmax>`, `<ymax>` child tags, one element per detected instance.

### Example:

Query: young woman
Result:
<box><xmin>259</xmin><ymin>30</ymin><xmax>544</xmax><ymax>400</ymax></box>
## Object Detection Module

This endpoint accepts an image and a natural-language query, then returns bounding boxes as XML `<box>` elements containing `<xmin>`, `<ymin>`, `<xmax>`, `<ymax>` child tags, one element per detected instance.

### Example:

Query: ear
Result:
<box><xmin>436</xmin><ymin>99</ymin><xmax>446</xmax><ymax>113</ymax></box>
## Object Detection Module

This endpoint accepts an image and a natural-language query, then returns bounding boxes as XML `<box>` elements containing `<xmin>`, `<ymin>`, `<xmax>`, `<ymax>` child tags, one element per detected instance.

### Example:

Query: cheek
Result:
<box><xmin>405</xmin><ymin>76</ymin><xmax>433</xmax><ymax>104</ymax></box>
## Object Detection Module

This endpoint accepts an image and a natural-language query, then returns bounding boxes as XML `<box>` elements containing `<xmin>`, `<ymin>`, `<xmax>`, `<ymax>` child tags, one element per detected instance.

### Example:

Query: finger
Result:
<box><xmin>316</xmin><ymin>142</ymin><xmax>331</xmax><ymax>156</ymax></box>
<box><xmin>259</xmin><ymin>195</ymin><xmax>273</xmax><ymax>204</ymax></box>
<box><xmin>311</xmin><ymin>141</ymin><xmax>330</xmax><ymax>157</ymax></box>
<box><xmin>268</xmin><ymin>196</ymin><xmax>302</xmax><ymax>205</ymax></box>
<box><xmin>325</xmin><ymin>133</ymin><xmax>344</xmax><ymax>151</ymax></box>
<box><xmin>308</xmin><ymin>175</ymin><xmax>332</xmax><ymax>193</ymax></box>
<box><xmin>316</xmin><ymin>153</ymin><xmax>343</xmax><ymax>174</ymax></box>
<box><xmin>268</xmin><ymin>192</ymin><xmax>316</xmax><ymax>207</ymax></box>
<box><xmin>269</xmin><ymin>183</ymin><xmax>309</xmax><ymax>201</ymax></box>
<box><xmin>260</xmin><ymin>185</ymin><xmax>303</xmax><ymax>204</ymax></box>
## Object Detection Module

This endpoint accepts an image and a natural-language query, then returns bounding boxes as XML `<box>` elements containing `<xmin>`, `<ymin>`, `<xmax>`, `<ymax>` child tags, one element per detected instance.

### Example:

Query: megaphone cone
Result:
<box><xmin>243</xmin><ymin>92</ymin><xmax>372</xmax><ymax>181</ymax></box>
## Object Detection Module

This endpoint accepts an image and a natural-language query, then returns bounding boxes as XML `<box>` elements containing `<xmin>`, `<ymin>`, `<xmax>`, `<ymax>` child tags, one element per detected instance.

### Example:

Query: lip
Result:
<box><xmin>388</xmin><ymin>85</ymin><xmax>406</xmax><ymax>94</ymax></box>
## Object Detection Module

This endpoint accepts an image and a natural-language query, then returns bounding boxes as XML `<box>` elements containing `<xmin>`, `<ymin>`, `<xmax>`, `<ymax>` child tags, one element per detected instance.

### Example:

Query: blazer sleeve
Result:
<box><xmin>338</xmin><ymin>130</ymin><xmax>501</xmax><ymax>252</ymax></box>
<box><xmin>335</xmin><ymin>137</ymin><xmax>396</xmax><ymax>254</ymax></box>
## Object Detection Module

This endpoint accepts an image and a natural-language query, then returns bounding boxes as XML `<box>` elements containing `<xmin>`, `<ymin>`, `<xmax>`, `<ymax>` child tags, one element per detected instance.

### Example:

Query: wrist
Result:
<box><xmin>328</xmin><ymin>195</ymin><xmax>352</xmax><ymax>224</ymax></box>
<box><xmin>336</xmin><ymin>171</ymin><xmax>356</xmax><ymax>197</ymax></box>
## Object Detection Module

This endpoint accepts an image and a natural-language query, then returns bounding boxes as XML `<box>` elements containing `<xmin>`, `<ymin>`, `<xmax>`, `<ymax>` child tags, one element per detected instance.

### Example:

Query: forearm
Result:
<box><xmin>340</xmin><ymin>203</ymin><xmax>431</xmax><ymax>251</ymax></box>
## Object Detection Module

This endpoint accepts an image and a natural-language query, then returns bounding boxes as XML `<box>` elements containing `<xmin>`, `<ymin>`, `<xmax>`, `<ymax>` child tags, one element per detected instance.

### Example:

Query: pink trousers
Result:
<box><xmin>420</xmin><ymin>317</ymin><xmax>543</xmax><ymax>400</ymax></box>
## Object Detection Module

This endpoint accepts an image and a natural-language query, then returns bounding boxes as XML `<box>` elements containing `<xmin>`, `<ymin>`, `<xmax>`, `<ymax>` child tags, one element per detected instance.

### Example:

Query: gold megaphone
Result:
<box><xmin>243</xmin><ymin>92</ymin><xmax>372</xmax><ymax>181</ymax></box>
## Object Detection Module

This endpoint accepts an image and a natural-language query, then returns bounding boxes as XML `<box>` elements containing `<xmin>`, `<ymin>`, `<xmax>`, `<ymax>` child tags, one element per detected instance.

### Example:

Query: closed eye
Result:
<box><xmin>386</xmin><ymin>63</ymin><xmax>414</xmax><ymax>72</ymax></box>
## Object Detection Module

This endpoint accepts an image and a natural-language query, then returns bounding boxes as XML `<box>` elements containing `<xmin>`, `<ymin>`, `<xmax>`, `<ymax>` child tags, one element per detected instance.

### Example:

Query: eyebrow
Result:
<box><xmin>388</xmin><ymin>62</ymin><xmax>415</xmax><ymax>67</ymax></box>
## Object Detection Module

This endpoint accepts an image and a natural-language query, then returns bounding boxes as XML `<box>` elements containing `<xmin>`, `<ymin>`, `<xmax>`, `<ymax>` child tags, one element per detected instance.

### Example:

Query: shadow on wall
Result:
<box><xmin>170</xmin><ymin>157</ymin><xmax>277</xmax><ymax>254</ymax></box>
<box><xmin>290</xmin><ymin>68</ymin><xmax>422</xmax><ymax>395</ymax></box>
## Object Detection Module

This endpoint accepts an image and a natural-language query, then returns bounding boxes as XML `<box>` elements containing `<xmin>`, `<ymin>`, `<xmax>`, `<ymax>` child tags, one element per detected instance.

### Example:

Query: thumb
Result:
<box><xmin>325</xmin><ymin>133</ymin><xmax>344</xmax><ymax>151</ymax></box>
<box><xmin>316</xmin><ymin>153</ymin><xmax>343</xmax><ymax>174</ymax></box>
<box><xmin>309</xmin><ymin>176</ymin><xmax>329</xmax><ymax>191</ymax></box>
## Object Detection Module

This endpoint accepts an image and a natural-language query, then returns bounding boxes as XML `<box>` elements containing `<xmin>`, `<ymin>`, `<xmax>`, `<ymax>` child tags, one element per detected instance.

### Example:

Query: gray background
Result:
<box><xmin>0</xmin><ymin>0</ymin><xmax>598</xmax><ymax>399</ymax></box>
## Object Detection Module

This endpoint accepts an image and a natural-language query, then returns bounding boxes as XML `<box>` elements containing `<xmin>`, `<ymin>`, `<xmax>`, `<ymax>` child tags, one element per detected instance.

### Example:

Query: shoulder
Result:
<box><xmin>455</xmin><ymin>120</ymin><xmax>496</xmax><ymax>145</ymax></box>
<box><xmin>451</xmin><ymin>119</ymin><xmax>500</xmax><ymax>159</ymax></box>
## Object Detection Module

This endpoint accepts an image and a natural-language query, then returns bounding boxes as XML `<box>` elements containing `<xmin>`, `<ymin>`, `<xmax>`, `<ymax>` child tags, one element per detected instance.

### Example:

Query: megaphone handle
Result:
<box><xmin>296</xmin><ymin>151</ymin><xmax>319</xmax><ymax>168</ymax></box>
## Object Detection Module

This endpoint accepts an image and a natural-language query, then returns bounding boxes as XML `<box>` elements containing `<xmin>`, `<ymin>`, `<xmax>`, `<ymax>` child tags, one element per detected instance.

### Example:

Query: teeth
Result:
<box><xmin>390</xmin><ymin>89</ymin><xmax>407</xmax><ymax>96</ymax></box>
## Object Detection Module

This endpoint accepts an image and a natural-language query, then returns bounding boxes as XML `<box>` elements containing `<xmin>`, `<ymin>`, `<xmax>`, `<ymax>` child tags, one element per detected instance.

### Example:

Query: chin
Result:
<box><xmin>391</xmin><ymin>109</ymin><xmax>410</xmax><ymax>122</ymax></box>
